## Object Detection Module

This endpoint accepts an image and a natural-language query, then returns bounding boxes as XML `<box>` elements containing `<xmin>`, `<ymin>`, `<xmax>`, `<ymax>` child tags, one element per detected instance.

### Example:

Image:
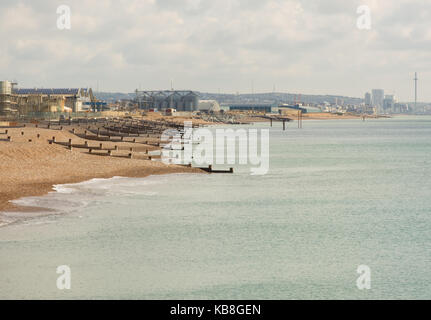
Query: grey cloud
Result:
<box><xmin>0</xmin><ymin>0</ymin><xmax>430</xmax><ymax>100</ymax></box>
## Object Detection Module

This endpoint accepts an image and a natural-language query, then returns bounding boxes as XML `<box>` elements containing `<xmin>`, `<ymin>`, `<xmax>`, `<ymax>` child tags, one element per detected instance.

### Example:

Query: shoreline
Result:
<box><xmin>0</xmin><ymin>165</ymin><xmax>203</xmax><ymax>212</ymax></box>
<box><xmin>0</xmin><ymin>171</ymin><xmax>204</xmax><ymax>228</ymax></box>
<box><xmin>237</xmin><ymin>112</ymin><xmax>392</xmax><ymax>123</ymax></box>
<box><xmin>0</xmin><ymin>123</ymin><xmax>205</xmax><ymax>225</ymax></box>
<box><xmin>0</xmin><ymin>113</ymin><xmax>404</xmax><ymax>224</ymax></box>
<box><xmin>0</xmin><ymin>166</ymin><xmax>205</xmax><ymax>224</ymax></box>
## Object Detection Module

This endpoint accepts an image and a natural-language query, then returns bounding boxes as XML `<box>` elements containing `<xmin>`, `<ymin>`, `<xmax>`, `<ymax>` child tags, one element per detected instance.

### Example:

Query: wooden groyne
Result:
<box><xmin>198</xmin><ymin>165</ymin><xmax>234</xmax><ymax>174</ymax></box>
<box><xmin>2</xmin><ymin>117</ymin><xmax>235</xmax><ymax>174</ymax></box>
<box><xmin>259</xmin><ymin>116</ymin><xmax>294</xmax><ymax>130</ymax></box>
<box><xmin>43</xmin><ymin>117</ymin><xmax>200</xmax><ymax>163</ymax></box>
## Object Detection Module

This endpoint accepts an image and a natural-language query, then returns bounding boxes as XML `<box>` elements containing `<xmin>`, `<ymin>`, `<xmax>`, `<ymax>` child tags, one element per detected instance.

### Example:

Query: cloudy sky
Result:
<box><xmin>0</xmin><ymin>0</ymin><xmax>430</xmax><ymax>101</ymax></box>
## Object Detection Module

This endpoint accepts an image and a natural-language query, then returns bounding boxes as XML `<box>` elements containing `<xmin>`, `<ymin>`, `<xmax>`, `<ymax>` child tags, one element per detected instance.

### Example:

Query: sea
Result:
<box><xmin>0</xmin><ymin>116</ymin><xmax>430</xmax><ymax>299</ymax></box>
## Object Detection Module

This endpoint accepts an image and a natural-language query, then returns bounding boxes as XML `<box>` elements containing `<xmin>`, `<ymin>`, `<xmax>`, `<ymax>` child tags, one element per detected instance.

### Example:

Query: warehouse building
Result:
<box><xmin>0</xmin><ymin>80</ymin><xmax>17</xmax><ymax>115</ymax></box>
<box><xmin>278</xmin><ymin>104</ymin><xmax>322</xmax><ymax>114</ymax></box>
<box><xmin>135</xmin><ymin>90</ymin><xmax>200</xmax><ymax>111</ymax></box>
<box><xmin>14</xmin><ymin>88</ymin><xmax>94</xmax><ymax>113</ymax></box>
<box><xmin>0</xmin><ymin>81</ymin><xmax>95</xmax><ymax>115</ymax></box>
<box><xmin>226</xmin><ymin>103</ymin><xmax>279</xmax><ymax>113</ymax></box>
<box><xmin>197</xmin><ymin>100</ymin><xmax>221</xmax><ymax>112</ymax></box>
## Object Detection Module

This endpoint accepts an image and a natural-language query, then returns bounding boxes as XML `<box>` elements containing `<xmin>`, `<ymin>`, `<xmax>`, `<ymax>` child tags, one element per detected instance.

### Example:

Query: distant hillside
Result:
<box><xmin>199</xmin><ymin>92</ymin><xmax>363</xmax><ymax>105</ymax></box>
<box><xmin>94</xmin><ymin>92</ymin><xmax>136</xmax><ymax>102</ymax></box>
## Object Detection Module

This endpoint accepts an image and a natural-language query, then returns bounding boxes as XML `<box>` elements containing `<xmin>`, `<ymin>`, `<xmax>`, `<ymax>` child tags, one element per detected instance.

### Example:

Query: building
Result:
<box><xmin>371</xmin><ymin>89</ymin><xmax>384</xmax><ymax>114</ymax></box>
<box><xmin>14</xmin><ymin>88</ymin><xmax>94</xmax><ymax>113</ymax></box>
<box><xmin>362</xmin><ymin>92</ymin><xmax>374</xmax><ymax>114</ymax></box>
<box><xmin>227</xmin><ymin>103</ymin><xmax>278</xmax><ymax>113</ymax></box>
<box><xmin>1</xmin><ymin>81</ymin><xmax>95</xmax><ymax>115</ymax></box>
<box><xmin>197</xmin><ymin>100</ymin><xmax>221</xmax><ymax>112</ymax></box>
<box><xmin>135</xmin><ymin>90</ymin><xmax>200</xmax><ymax>111</ymax></box>
<box><xmin>394</xmin><ymin>103</ymin><xmax>409</xmax><ymax>114</ymax></box>
<box><xmin>364</xmin><ymin>92</ymin><xmax>372</xmax><ymax>106</ymax></box>
<box><xmin>279</xmin><ymin>104</ymin><xmax>321</xmax><ymax>114</ymax></box>
<box><xmin>0</xmin><ymin>80</ymin><xmax>18</xmax><ymax>115</ymax></box>
<box><xmin>383</xmin><ymin>95</ymin><xmax>395</xmax><ymax>113</ymax></box>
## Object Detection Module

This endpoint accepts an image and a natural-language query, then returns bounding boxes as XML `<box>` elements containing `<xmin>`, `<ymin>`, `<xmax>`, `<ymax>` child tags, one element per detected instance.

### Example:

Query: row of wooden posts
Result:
<box><xmin>269</xmin><ymin>118</ymin><xmax>291</xmax><ymax>131</ymax></box>
<box><xmin>0</xmin><ymin>129</ymin><xmax>11</xmax><ymax>142</ymax></box>
<box><xmin>269</xmin><ymin>111</ymin><xmax>303</xmax><ymax>130</ymax></box>
<box><xmin>49</xmin><ymin>136</ymin><xmax>154</xmax><ymax>160</ymax></box>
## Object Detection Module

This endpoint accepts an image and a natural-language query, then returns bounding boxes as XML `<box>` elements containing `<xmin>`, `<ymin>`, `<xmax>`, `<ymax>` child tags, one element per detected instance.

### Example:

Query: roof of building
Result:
<box><xmin>14</xmin><ymin>88</ymin><xmax>88</xmax><ymax>95</ymax></box>
<box><xmin>228</xmin><ymin>103</ymin><xmax>276</xmax><ymax>109</ymax></box>
<box><xmin>136</xmin><ymin>90</ymin><xmax>199</xmax><ymax>98</ymax></box>
<box><xmin>198</xmin><ymin>100</ymin><xmax>221</xmax><ymax>111</ymax></box>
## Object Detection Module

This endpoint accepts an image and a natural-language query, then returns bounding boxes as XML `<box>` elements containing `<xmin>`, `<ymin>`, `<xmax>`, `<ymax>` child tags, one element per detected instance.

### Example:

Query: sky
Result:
<box><xmin>0</xmin><ymin>0</ymin><xmax>430</xmax><ymax>101</ymax></box>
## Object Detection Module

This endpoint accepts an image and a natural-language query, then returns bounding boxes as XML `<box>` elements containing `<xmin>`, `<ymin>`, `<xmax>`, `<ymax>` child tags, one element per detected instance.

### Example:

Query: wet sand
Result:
<box><xmin>0</xmin><ymin>125</ymin><xmax>204</xmax><ymax>223</ymax></box>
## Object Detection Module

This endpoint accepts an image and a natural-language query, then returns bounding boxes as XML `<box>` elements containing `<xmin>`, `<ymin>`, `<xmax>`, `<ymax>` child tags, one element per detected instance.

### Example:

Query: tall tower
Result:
<box><xmin>372</xmin><ymin>89</ymin><xmax>384</xmax><ymax>114</ymax></box>
<box><xmin>364</xmin><ymin>92</ymin><xmax>371</xmax><ymax>106</ymax></box>
<box><xmin>414</xmin><ymin>72</ymin><xmax>418</xmax><ymax>111</ymax></box>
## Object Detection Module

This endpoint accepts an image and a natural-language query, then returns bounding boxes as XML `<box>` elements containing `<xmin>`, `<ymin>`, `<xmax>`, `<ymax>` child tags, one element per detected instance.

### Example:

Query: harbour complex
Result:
<box><xmin>1</xmin><ymin>79</ymin><xmax>429</xmax><ymax>118</ymax></box>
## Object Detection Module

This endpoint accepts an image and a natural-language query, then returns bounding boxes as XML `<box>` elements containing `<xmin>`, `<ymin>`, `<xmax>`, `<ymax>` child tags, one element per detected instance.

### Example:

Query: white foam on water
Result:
<box><xmin>0</xmin><ymin>220</ymin><xmax>13</xmax><ymax>228</ymax></box>
<box><xmin>1</xmin><ymin>173</ymin><xmax>197</xmax><ymax>228</ymax></box>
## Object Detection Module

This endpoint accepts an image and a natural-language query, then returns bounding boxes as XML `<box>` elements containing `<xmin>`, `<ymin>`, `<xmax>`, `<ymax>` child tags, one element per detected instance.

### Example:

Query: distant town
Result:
<box><xmin>1</xmin><ymin>79</ymin><xmax>431</xmax><ymax>118</ymax></box>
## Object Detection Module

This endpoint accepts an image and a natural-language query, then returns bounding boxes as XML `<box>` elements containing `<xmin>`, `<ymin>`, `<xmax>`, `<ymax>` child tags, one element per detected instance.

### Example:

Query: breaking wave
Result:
<box><xmin>0</xmin><ymin>174</ymin><xmax>193</xmax><ymax>227</ymax></box>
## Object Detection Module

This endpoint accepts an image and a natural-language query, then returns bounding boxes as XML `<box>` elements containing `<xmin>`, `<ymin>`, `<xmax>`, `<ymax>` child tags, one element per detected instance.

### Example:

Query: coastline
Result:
<box><xmin>0</xmin><ymin>112</ymin><xmax>397</xmax><ymax>224</ymax></box>
<box><xmin>0</xmin><ymin>169</ymin><xmax>204</xmax><ymax>228</ymax></box>
<box><xmin>0</xmin><ymin>165</ymin><xmax>203</xmax><ymax>212</ymax></box>
<box><xmin>0</xmin><ymin>125</ymin><xmax>204</xmax><ymax>224</ymax></box>
<box><xmin>237</xmin><ymin>112</ymin><xmax>389</xmax><ymax>123</ymax></box>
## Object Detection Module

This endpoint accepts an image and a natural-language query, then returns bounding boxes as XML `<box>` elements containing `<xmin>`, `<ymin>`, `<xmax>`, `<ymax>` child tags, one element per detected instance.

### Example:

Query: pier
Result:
<box><xmin>259</xmin><ymin>116</ymin><xmax>294</xmax><ymax>131</ymax></box>
<box><xmin>197</xmin><ymin>165</ymin><xmax>234</xmax><ymax>174</ymax></box>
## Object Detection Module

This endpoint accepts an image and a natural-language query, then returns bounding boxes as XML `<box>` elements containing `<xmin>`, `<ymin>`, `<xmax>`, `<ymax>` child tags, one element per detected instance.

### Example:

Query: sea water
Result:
<box><xmin>0</xmin><ymin>116</ymin><xmax>430</xmax><ymax>299</ymax></box>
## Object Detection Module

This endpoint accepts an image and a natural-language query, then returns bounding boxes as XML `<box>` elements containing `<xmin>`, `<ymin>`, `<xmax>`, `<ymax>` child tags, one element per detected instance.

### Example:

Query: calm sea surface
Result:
<box><xmin>1</xmin><ymin>116</ymin><xmax>430</xmax><ymax>299</ymax></box>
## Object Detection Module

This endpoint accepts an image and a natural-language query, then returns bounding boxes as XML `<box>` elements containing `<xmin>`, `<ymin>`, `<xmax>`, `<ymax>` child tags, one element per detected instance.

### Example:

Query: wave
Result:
<box><xmin>1</xmin><ymin>173</ymin><xmax>196</xmax><ymax>227</ymax></box>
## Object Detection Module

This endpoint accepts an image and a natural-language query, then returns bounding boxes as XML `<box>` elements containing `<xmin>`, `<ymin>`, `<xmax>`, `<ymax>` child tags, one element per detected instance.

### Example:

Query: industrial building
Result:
<box><xmin>14</xmin><ymin>88</ymin><xmax>95</xmax><ymax>113</ymax></box>
<box><xmin>383</xmin><ymin>95</ymin><xmax>395</xmax><ymax>113</ymax></box>
<box><xmin>0</xmin><ymin>80</ymin><xmax>95</xmax><ymax>116</ymax></box>
<box><xmin>364</xmin><ymin>92</ymin><xmax>372</xmax><ymax>106</ymax></box>
<box><xmin>0</xmin><ymin>80</ymin><xmax>17</xmax><ymax>115</ymax></box>
<box><xmin>197</xmin><ymin>100</ymin><xmax>221</xmax><ymax>112</ymax></box>
<box><xmin>227</xmin><ymin>103</ymin><xmax>279</xmax><ymax>113</ymax></box>
<box><xmin>278</xmin><ymin>104</ymin><xmax>322</xmax><ymax>114</ymax></box>
<box><xmin>371</xmin><ymin>89</ymin><xmax>385</xmax><ymax>114</ymax></box>
<box><xmin>223</xmin><ymin>103</ymin><xmax>323</xmax><ymax>114</ymax></box>
<box><xmin>135</xmin><ymin>90</ymin><xmax>200</xmax><ymax>111</ymax></box>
